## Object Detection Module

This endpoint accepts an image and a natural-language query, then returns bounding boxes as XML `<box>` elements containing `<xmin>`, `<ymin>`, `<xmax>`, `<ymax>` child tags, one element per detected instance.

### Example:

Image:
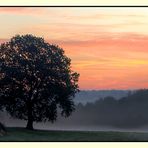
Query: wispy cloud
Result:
<box><xmin>1</xmin><ymin>8</ymin><xmax>148</xmax><ymax>89</ymax></box>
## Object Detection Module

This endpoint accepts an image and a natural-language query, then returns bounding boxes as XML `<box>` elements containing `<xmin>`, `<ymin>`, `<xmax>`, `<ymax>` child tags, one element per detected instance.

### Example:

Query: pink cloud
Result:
<box><xmin>0</xmin><ymin>8</ymin><xmax>47</xmax><ymax>16</ymax></box>
<box><xmin>0</xmin><ymin>39</ymin><xmax>8</xmax><ymax>44</ymax></box>
<box><xmin>1</xmin><ymin>32</ymin><xmax>148</xmax><ymax>90</ymax></box>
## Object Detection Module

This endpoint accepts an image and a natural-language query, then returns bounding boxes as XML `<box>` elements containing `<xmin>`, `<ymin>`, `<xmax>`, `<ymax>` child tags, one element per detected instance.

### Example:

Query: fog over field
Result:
<box><xmin>1</xmin><ymin>112</ymin><xmax>148</xmax><ymax>133</ymax></box>
<box><xmin>1</xmin><ymin>90</ymin><xmax>148</xmax><ymax>133</ymax></box>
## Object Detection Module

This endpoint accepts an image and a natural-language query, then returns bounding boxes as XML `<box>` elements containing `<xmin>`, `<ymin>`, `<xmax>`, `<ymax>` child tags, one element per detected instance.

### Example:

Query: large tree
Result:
<box><xmin>0</xmin><ymin>34</ymin><xmax>79</xmax><ymax>130</ymax></box>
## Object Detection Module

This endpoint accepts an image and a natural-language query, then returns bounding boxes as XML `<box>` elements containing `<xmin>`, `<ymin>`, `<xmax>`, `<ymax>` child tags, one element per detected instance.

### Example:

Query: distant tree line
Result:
<box><xmin>71</xmin><ymin>89</ymin><xmax>148</xmax><ymax>128</ymax></box>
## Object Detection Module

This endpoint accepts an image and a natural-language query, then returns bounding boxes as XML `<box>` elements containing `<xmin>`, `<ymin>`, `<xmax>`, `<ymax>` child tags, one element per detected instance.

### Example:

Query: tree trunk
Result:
<box><xmin>26</xmin><ymin>100</ymin><xmax>34</xmax><ymax>130</ymax></box>
<box><xmin>26</xmin><ymin>118</ymin><xmax>33</xmax><ymax>130</ymax></box>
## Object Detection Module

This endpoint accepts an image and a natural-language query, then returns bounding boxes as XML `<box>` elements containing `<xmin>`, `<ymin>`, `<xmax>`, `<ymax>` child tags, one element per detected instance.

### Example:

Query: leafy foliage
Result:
<box><xmin>0</xmin><ymin>34</ymin><xmax>79</xmax><ymax>129</ymax></box>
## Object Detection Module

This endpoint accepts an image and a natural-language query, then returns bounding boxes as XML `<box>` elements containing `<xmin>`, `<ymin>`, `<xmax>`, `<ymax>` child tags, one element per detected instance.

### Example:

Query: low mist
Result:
<box><xmin>1</xmin><ymin>89</ymin><xmax>148</xmax><ymax>133</ymax></box>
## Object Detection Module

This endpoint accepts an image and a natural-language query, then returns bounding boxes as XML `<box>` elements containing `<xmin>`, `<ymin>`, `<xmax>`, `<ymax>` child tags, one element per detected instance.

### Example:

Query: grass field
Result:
<box><xmin>0</xmin><ymin>127</ymin><xmax>148</xmax><ymax>141</ymax></box>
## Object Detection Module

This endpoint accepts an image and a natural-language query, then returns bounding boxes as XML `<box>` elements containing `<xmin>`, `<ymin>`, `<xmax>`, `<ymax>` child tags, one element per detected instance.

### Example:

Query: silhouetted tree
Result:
<box><xmin>0</xmin><ymin>34</ymin><xmax>79</xmax><ymax>130</ymax></box>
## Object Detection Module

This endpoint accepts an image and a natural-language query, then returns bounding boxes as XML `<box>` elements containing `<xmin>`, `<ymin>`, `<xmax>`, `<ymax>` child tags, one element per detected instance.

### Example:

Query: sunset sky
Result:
<box><xmin>1</xmin><ymin>7</ymin><xmax>148</xmax><ymax>90</ymax></box>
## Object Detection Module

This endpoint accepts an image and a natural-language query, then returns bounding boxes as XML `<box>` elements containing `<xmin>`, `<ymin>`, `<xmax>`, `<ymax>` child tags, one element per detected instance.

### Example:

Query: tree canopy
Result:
<box><xmin>0</xmin><ymin>34</ymin><xmax>79</xmax><ymax>130</ymax></box>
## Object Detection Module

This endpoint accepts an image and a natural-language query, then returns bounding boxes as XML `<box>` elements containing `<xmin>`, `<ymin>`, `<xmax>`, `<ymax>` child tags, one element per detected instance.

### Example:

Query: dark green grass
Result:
<box><xmin>0</xmin><ymin>127</ymin><xmax>148</xmax><ymax>141</ymax></box>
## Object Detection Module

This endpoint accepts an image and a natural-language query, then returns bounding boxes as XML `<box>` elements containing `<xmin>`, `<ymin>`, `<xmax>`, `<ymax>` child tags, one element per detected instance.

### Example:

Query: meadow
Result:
<box><xmin>0</xmin><ymin>127</ymin><xmax>148</xmax><ymax>141</ymax></box>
